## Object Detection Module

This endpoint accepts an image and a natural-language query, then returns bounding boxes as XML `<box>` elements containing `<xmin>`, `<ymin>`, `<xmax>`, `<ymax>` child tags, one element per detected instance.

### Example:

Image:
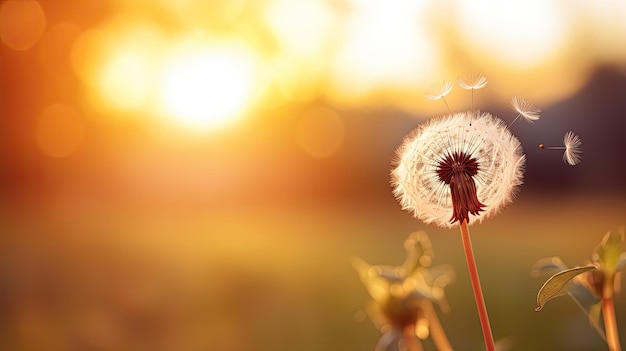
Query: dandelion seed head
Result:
<box><xmin>391</xmin><ymin>111</ymin><xmax>525</xmax><ymax>228</ymax></box>
<box><xmin>424</xmin><ymin>81</ymin><xmax>453</xmax><ymax>101</ymax></box>
<box><xmin>456</xmin><ymin>73</ymin><xmax>488</xmax><ymax>90</ymax></box>
<box><xmin>510</xmin><ymin>96</ymin><xmax>541</xmax><ymax>123</ymax></box>
<box><xmin>563</xmin><ymin>131</ymin><xmax>582</xmax><ymax>166</ymax></box>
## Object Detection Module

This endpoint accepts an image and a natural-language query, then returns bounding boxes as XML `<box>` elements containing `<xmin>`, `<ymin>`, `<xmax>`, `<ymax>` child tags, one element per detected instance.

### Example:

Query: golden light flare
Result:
<box><xmin>98</xmin><ymin>46</ymin><xmax>155</xmax><ymax>112</ymax></box>
<box><xmin>70</xmin><ymin>14</ymin><xmax>261</xmax><ymax>132</ymax></box>
<box><xmin>71</xmin><ymin>17</ymin><xmax>165</xmax><ymax>121</ymax></box>
<box><xmin>263</xmin><ymin>0</ymin><xmax>337</xmax><ymax>57</ymax></box>
<box><xmin>35</xmin><ymin>104</ymin><xmax>85</xmax><ymax>158</ymax></box>
<box><xmin>156</xmin><ymin>37</ymin><xmax>260</xmax><ymax>131</ymax></box>
<box><xmin>455</xmin><ymin>0</ymin><xmax>570</xmax><ymax>68</ymax></box>
<box><xmin>59</xmin><ymin>0</ymin><xmax>626</xmax><ymax>134</ymax></box>
<box><xmin>0</xmin><ymin>0</ymin><xmax>47</xmax><ymax>51</ymax></box>
<box><xmin>260</xmin><ymin>0</ymin><xmax>339</xmax><ymax>107</ymax></box>
<box><xmin>294</xmin><ymin>107</ymin><xmax>345</xmax><ymax>159</ymax></box>
<box><xmin>155</xmin><ymin>0</ymin><xmax>247</xmax><ymax>28</ymax></box>
<box><xmin>329</xmin><ymin>0</ymin><xmax>442</xmax><ymax>104</ymax></box>
<box><xmin>571</xmin><ymin>0</ymin><xmax>626</xmax><ymax>64</ymax></box>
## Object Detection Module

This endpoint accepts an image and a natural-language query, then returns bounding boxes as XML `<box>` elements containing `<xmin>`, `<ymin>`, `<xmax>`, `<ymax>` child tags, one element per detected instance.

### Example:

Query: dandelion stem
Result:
<box><xmin>510</xmin><ymin>114</ymin><xmax>521</xmax><ymax>126</ymax></box>
<box><xmin>442</xmin><ymin>97</ymin><xmax>451</xmax><ymax>113</ymax></box>
<box><xmin>602</xmin><ymin>278</ymin><xmax>622</xmax><ymax>351</ymax></box>
<box><xmin>459</xmin><ymin>220</ymin><xmax>496</xmax><ymax>351</ymax></box>
<box><xmin>404</xmin><ymin>324</ymin><xmax>424</xmax><ymax>351</ymax></box>
<box><xmin>471</xmin><ymin>89</ymin><xmax>475</xmax><ymax>110</ymax></box>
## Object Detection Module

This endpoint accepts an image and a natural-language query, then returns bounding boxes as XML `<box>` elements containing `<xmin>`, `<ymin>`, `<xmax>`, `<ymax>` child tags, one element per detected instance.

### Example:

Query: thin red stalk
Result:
<box><xmin>602</xmin><ymin>287</ymin><xmax>622</xmax><ymax>351</ymax></box>
<box><xmin>460</xmin><ymin>220</ymin><xmax>496</xmax><ymax>351</ymax></box>
<box><xmin>403</xmin><ymin>324</ymin><xmax>424</xmax><ymax>351</ymax></box>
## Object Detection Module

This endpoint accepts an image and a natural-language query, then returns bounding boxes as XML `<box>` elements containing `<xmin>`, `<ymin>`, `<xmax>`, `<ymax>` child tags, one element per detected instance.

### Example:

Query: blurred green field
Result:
<box><xmin>0</xmin><ymin>194</ymin><xmax>624</xmax><ymax>351</ymax></box>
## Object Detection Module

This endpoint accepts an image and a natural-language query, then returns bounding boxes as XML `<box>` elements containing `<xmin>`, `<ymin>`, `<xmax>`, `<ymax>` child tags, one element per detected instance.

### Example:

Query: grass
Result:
<box><xmin>0</xmin><ymin>194</ymin><xmax>624</xmax><ymax>350</ymax></box>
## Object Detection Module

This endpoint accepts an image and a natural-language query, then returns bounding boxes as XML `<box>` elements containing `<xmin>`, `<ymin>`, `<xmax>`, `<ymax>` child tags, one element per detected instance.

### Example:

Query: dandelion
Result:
<box><xmin>539</xmin><ymin>131</ymin><xmax>582</xmax><ymax>166</ymax></box>
<box><xmin>457</xmin><ymin>74</ymin><xmax>488</xmax><ymax>110</ymax></box>
<box><xmin>424</xmin><ymin>81</ymin><xmax>453</xmax><ymax>112</ymax></box>
<box><xmin>510</xmin><ymin>96</ymin><xmax>541</xmax><ymax>125</ymax></box>
<box><xmin>353</xmin><ymin>232</ymin><xmax>455</xmax><ymax>351</ymax></box>
<box><xmin>391</xmin><ymin>109</ymin><xmax>525</xmax><ymax>351</ymax></box>
<box><xmin>391</xmin><ymin>111</ymin><xmax>525</xmax><ymax>228</ymax></box>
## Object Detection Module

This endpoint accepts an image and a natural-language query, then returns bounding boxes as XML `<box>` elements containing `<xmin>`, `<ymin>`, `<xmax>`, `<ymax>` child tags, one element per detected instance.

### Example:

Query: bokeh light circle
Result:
<box><xmin>0</xmin><ymin>0</ymin><xmax>47</xmax><ymax>51</ymax></box>
<box><xmin>157</xmin><ymin>38</ymin><xmax>259</xmax><ymax>131</ymax></box>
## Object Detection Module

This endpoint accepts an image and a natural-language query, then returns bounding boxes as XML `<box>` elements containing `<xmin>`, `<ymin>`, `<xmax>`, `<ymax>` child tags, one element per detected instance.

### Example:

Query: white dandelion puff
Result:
<box><xmin>456</xmin><ymin>73</ymin><xmax>488</xmax><ymax>90</ymax></box>
<box><xmin>425</xmin><ymin>81</ymin><xmax>453</xmax><ymax>112</ymax></box>
<box><xmin>510</xmin><ymin>96</ymin><xmax>541</xmax><ymax>124</ymax></box>
<box><xmin>539</xmin><ymin>131</ymin><xmax>582</xmax><ymax>166</ymax></box>
<box><xmin>391</xmin><ymin>111</ymin><xmax>525</xmax><ymax>229</ymax></box>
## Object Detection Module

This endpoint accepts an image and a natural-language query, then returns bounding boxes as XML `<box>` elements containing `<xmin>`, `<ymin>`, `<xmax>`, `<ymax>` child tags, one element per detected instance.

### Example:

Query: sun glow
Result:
<box><xmin>330</xmin><ymin>0</ymin><xmax>441</xmax><ymax>103</ymax></box>
<box><xmin>66</xmin><ymin>0</ymin><xmax>626</xmax><ymax>134</ymax></box>
<box><xmin>98</xmin><ymin>46</ymin><xmax>154</xmax><ymax>112</ymax></box>
<box><xmin>71</xmin><ymin>18</ymin><xmax>165</xmax><ymax>122</ymax></box>
<box><xmin>456</xmin><ymin>0</ymin><xmax>570</xmax><ymax>68</ymax></box>
<box><xmin>157</xmin><ymin>39</ymin><xmax>259</xmax><ymax>131</ymax></box>
<box><xmin>73</xmin><ymin>18</ymin><xmax>260</xmax><ymax>131</ymax></box>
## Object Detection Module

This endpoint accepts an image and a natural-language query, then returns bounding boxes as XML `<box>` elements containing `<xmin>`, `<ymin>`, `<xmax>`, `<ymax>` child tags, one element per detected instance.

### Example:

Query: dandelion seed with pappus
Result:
<box><xmin>392</xmin><ymin>75</ymin><xmax>526</xmax><ymax>351</ymax></box>
<box><xmin>424</xmin><ymin>81</ymin><xmax>453</xmax><ymax>112</ymax></box>
<box><xmin>457</xmin><ymin>73</ymin><xmax>488</xmax><ymax>110</ymax></box>
<box><xmin>539</xmin><ymin>131</ymin><xmax>582</xmax><ymax>166</ymax></box>
<box><xmin>510</xmin><ymin>96</ymin><xmax>541</xmax><ymax>125</ymax></box>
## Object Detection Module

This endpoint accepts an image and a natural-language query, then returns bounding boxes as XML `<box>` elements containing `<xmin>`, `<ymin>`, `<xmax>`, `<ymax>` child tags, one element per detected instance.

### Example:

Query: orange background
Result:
<box><xmin>1</xmin><ymin>1</ymin><xmax>625</xmax><ymax>350</ymax></box>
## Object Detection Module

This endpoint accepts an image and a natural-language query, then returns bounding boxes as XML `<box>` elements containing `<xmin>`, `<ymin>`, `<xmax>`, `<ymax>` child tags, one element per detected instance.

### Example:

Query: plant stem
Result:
<box><xmin>442</xmin><ymin>97</ymin><xmax>451</xmax><ymax>113</ymax></box>
<box><xmin>459</xmin><ymin>220</ymin><xmax>496</xmax><ymax>351</ymax></box>
<box><xmin>602</xmin><ymin>289</ymin><xmax>622</xmax><ymax>351</ymax></box>
<box><xmin>471</xmin><ymin>89</ymin><xmax>475</xmax><ymax>110</ymax></box>
<box><xmin>424</xmin><ymin>300</ymin><xmax>454</xmax><ymax>351</ymax></box>
<box><xmin>403</xmin><ymin>324</ymin><xmax>424</xmax><ymax>351</ymax></box>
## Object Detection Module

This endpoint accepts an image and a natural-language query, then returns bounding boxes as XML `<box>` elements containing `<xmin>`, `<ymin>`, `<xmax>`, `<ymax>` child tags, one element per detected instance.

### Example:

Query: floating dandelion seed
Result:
<box><xmin>456</xmin><ymin>73</ymin><xmax>488</xmax><ymax>90</ymax></box>
<box><xmin>391</xmin><ymin>111</ymin><xmax>525</xmax><ymax>228</ymax></box>
<box><xmin>510</xmin><ymin>96</ymin><xmax>541</xmax><ymax>125</ymax></box>
<box><xmin>539</xmin><ymin>131</ymin><xmax>582</xmax><ymax>166</ymax></box>
<box><xmin>457</xmin><ymin>74</ymin><xmax>488</xmax><ymax>111</ymax></box>
<box><xmin>563</xmin><ymin>131</ymin><xmax>582</xmax><ymax>165</ymax></box>
<box><xmin>424</xmin><ymin>81</ymin><xmax>453</xmax><ymax>112</ymax></box>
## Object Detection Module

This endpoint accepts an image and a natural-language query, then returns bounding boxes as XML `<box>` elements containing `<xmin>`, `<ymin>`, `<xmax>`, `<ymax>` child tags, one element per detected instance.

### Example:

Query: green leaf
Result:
<box><xmin>595</xmin><ymin>230</ymin><xmax>624</xmax><ymax>275</ymax></box>
<box><xmin>535</xmin><ymin>265</ymin><xmax>597</xmax><ymax>311</ymax></box>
